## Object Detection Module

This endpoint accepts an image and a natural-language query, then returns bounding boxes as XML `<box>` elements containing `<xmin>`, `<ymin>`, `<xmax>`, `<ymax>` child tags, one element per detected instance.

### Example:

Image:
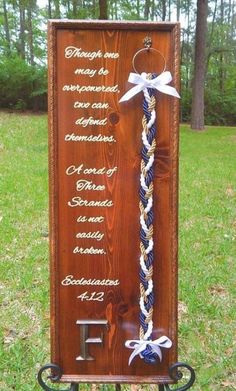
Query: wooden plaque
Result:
<box><xmin>48</xmin><ymin>20</ymin><xmax>180</xmax><ymax>384</ymax></box>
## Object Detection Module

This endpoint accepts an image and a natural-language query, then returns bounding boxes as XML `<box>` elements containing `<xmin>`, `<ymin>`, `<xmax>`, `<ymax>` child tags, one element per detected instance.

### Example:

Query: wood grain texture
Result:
<box><xmin>48</xmin><ymin>20</ymin><xmax>180</xmax><ymax>384</ymax></box>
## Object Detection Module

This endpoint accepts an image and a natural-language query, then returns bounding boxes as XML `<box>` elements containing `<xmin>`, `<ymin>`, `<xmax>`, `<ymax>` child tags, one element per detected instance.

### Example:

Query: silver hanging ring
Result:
<box><xmin>132</xmin><ymin>47</ymin><xmax>166</xmax><ymax>74</ymax></box>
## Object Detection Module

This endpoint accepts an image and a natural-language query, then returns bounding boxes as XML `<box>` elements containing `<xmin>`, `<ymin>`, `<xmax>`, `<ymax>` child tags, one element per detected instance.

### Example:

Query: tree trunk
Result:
<box><xmin>161</xmin><ymin>0</ymin><xmax>167</xmax><ymax>20</ymax></box>
<box><xmin>219</xmin><ymin>0</ymin><xmax>224</xmax><ymax>92</ymax></box>
<box><xmin>176</xmin><ymin>0</ymin><xmax>180</xmax><ymax>21</ymax></box>
<box><xmin>136</xmin><ymin>0</ymin><xmax>140</xmax><ymax>18</ymax></box>
<box><xmin>150</xmin><ymin>0</ymin><xmax>155</xmax><ymax>20</ymax></box>
<box><xmin>72</xmin><ymin>0</ymin><xmax>77</xmax><ymax>17</ymax></box>
<box><xmin>228</xmin><ymin>0</ymin><xmax>232</xmax><ymax>24</ymax></box>
<box><xmin>19</xmin><ymin>1</ymin><xmax>26</xmax><ymax>60</ymax></box>
<box><xmin>48</xmin><ymin>0</ymin><xmax>52</xmax><ymax>18</ymax></box>
<box><xmin>114</xmin><ymin>0</ymin><xmax>118</xmax><ymax>19</ymax></box>
<box><xmin>28</xmin><ymin>3</ymin><xmax>34</xmax><ymax>65</ymax></box>
<box><xmin>54</xmin><ymin>0</ymin><xmax>61</xmax><ymax>18</ymax></box>
<box><xmin>3</xmin><ymin>0</ymin><xmax>11</xmax><ymax>55</ymax></box>
<box><xmin>185</xmin><ymin>0</ymin><xmax>191</xmax><ymax>89</ymax></box>
<box><xmin>168</xmin><ymin>0</ymin><xmax>171</xmax><ymax>20</ymax></box>
<box><xmin>92</xmin><ymin>0</ymin><xmax>96</xmax><ymax>18</ymax></box>
<box><xmin>99</xmin><ymin>0</ymin><xmax>108</xmax><ymax>19</ymax></box>
<box><xmin>231</xmin><ymin>1</ymin><xmax>235</xmax><ymax>37</ymax></box>
<box><xmin>191</xmin><ymin>0</ymin><xmax>208</xmax><ymax>130</ymax></box>
<box><xmin>144</xmin><ymin>0</ymin><xmax>150</xmax><ymax>19</ymax></box>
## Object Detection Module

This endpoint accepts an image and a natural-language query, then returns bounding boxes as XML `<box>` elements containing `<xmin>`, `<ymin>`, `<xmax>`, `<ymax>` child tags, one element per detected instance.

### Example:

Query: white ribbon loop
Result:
<box><xmin>125</xmin><ymin>336</ymin><xmax>172</xmax><ymax>365</ymax></box>
<box><xmin>119</xmin><ymin>71</ymin><xmax>180</xmax><ymax>103</ymax></box>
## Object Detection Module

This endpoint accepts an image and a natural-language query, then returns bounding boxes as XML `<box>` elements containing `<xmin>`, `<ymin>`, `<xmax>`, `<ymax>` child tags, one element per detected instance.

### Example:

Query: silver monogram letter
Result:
<box><xmin>76</xmin><ymin>319</ymin><xmax>108</xmax><ymax>361</ymax></box>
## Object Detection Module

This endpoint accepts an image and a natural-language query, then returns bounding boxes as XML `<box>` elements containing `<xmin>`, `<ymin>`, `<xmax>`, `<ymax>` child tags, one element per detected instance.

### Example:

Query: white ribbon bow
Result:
<box><xmin>125</xmin><ymin>336</ymin><xmax>172</xmax><ymax>365</ymax></box>
<box><xmin>119</xmin><ymin>71</ymin><xmax>180</xmax><ymax>102</ymax></box>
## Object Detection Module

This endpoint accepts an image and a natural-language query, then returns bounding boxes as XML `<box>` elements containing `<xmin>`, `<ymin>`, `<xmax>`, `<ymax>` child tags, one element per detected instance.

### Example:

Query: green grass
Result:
<box><xmin>0</xmin><ymin>112</ymin><xmax>235</xmax><ymax>390</ymax></box>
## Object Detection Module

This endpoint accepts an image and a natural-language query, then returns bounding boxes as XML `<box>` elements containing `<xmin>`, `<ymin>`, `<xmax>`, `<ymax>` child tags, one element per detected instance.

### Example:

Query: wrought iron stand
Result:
<box><xmin>38</xmin><ymin>362</ymin><xmax>195</xmax><ymax>390</ymax></box>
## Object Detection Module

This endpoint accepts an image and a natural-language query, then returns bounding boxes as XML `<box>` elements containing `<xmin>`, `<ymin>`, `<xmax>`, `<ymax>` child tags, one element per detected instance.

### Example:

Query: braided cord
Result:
<box><xmin>120</xmin><ymin>70</ymin><xmax>177</xmax><ymax>365</ymax></box>
<box><xmin>139</xmin><ymin>73</ymin><xmax>158</xmax><ymax>364</ymax></box>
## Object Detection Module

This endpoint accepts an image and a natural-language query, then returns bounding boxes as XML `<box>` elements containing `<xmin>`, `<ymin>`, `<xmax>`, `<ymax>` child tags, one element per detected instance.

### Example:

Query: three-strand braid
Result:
<box><xmin>120</xmin><ymin>68</ymin><xmax>179</xmax><ymax>365</ymax></box>
<box><xmin>139</xmin><ymin>73</ymin><xmax>158</xmax><ymax>364</ymax></box>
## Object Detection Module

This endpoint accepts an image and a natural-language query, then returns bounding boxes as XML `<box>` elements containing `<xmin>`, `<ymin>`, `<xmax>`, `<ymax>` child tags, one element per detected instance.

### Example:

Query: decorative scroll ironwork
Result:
<box><xmin>159</xmin><ymin>362</ymin><xmax>196</xmax><ymax>391</ymax></box>
<box><xmin>38</xmin><ymin>362</ymin><xmax>195</xmax><ymax>391</ymax></box>
<box><xmin>37</xmin><ymin>364</ymin><xmax>79</xmax><ymax>390</ymax></box>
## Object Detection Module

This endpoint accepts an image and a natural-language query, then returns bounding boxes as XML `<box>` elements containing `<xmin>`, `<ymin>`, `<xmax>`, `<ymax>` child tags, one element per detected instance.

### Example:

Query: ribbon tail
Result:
<box><xmin>119</xmin><ymin>84</ymin><xmax>144</xmax><ymax>102</ymax></box>
<box><xmin>128</xmin><ymin>349</ymin><xmax>138</xmax><ymax>366</ymax></box>
<box><xmin>128</xmin><ymin>346</ymin><xmax>145</xmax><ymax>366</ymax></box>
<box><xmin>157</xmin><ymin>84</ymin><xmax>180</xmax><ymax>98</ymax></box>
<box><xmin>127</xmin><ymin>343</ymin><xmax>146</xmax><ymax>365</ymax></box>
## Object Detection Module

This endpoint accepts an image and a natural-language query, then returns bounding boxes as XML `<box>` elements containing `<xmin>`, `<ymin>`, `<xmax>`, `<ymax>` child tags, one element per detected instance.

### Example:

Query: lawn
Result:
<box><xmin>0</xmin><ymin>112</ymin><xmax>235</xmax><ymax>390</ymax></box>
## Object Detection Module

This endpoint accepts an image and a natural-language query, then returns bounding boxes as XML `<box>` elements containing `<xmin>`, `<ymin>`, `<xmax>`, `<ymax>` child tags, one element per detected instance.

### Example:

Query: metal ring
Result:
<box><xmin>132</xmin><ymin>47</ymin><xmax>166</xmax><ymax>74</ymax></box>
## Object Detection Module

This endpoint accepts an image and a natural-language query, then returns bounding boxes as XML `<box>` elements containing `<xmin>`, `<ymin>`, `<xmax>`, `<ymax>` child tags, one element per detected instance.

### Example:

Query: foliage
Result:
<box><xmin>205</xmin><ymin>87</ymin><xmax>236</xmax><ymax>126</ymax></box>
<box><xmin>0</xmin><ymin>0</ymin><xmax>236</xmax><ymax>124</ymax></box>
<box><xmin>0</xmin><ymin>56</ymin><xmax>47</xmax><ymax>110</ymax></box>
<box><xmin>0</xmin><ymin>112</ymin><xmax>235</xmax><ymax>389</ymax></box>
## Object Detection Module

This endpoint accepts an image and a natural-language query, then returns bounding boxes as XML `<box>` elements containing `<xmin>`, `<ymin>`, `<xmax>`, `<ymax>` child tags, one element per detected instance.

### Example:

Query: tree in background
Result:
<box><xmin>191</xmin><ymin>0</ymin><xmax>208</xmax><ymax>130</ymax></box>
<box><xmin>0</xmin><ymin>0</ymin><xmax>235</xmax><ymax>125</ymax></box>
<box><xmin>99</xmin><ymin>0</ymin><xmax>108</xmax><ymax>19</ymax></box>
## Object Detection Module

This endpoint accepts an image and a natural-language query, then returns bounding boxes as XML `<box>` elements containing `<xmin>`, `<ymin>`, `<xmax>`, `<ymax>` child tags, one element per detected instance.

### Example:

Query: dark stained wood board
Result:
<box><xmin>48</xmin><ymin>20</ymin><xmax>180</xmax><ymax>384</ymax></box>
